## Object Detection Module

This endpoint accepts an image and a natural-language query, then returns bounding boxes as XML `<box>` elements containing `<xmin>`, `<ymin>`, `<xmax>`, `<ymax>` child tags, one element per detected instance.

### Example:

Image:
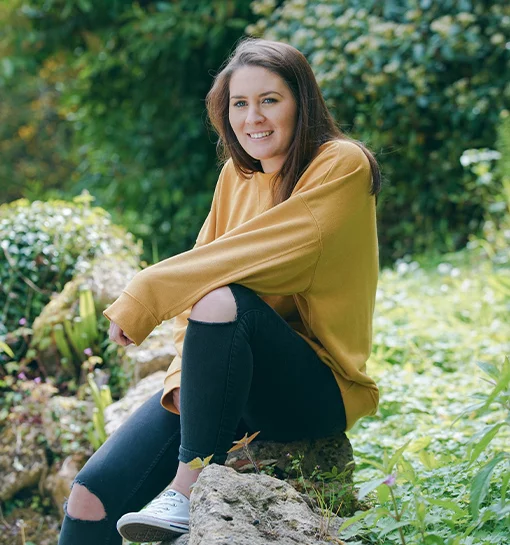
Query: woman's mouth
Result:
<box><xmin>248</xmin><ymin>130</ymin><xmax>274</xmax><ymax>140</ymax></box>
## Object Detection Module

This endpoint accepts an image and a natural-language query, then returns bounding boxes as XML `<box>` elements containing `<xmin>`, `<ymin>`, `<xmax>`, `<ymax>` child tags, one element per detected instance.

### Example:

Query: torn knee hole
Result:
<box><xmin>66</xmin><ymin>483</ymin><xmax>107</xmax><ymax>521</ymax></box>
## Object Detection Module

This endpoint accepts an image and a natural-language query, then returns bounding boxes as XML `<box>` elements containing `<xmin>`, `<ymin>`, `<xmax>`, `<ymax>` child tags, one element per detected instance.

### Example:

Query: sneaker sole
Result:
<box><xmin>117</xmin><ymin>520</ymin><xmax>189</xmax><ymax>542</ymax></box>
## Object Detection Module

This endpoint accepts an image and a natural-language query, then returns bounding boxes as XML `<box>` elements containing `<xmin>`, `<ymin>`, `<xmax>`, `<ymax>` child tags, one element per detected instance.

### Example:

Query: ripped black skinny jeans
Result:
<box><xmin>58</xmin><ymin>283</ymin><xmax>346</xmax><ymax>545</ymax></box>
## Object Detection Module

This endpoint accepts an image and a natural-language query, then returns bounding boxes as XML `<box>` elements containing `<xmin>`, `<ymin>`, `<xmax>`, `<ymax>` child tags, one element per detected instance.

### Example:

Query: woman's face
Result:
<box><xmin>228</xmin><ymin>65</ymin><xmax>298</xmax><ymax>174</ymax></box>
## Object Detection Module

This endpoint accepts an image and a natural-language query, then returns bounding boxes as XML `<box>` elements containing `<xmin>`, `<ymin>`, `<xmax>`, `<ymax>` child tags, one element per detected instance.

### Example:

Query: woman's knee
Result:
<box><xmin>66</xmin><ymin>483</ymin><xmax>106</xmax><ymax>521</ymax></box>
<box><xmin>190</xmin><ymin>286</ymin><xmax>237</xmax><ymax>322</ymax></box>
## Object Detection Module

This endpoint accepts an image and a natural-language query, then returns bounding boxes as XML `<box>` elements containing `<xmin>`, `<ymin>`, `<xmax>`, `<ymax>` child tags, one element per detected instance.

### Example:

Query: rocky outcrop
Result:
<box><xmin>162</xmin><ymin>464</ymin><xmax>344</xmax><ymax>545</ymax></box>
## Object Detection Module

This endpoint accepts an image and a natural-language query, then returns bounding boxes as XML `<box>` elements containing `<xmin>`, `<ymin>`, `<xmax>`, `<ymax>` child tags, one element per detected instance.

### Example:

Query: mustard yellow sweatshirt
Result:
<box><xmin>103</xmin><ymin>139</ymin><xmax>379</xmax><ymax>430</ymax></box>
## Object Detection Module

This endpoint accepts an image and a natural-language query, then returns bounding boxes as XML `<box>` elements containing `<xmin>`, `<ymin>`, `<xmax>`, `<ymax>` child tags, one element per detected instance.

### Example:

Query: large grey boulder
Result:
<box><xmin>162</xmin><ymin>464</ymin><xmax>344</xmax><ymax>545</ymax></box>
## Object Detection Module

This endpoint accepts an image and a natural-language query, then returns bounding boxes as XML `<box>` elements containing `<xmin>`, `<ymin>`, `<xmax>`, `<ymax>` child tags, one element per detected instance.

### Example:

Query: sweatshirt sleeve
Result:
<box><xmin>103</xmin><ymin>195</ymin><xmax>321</xmax><ymax>345</ymax></box>
<box><xmin>103</xmin><ymin>143</ymin><xmax>368</xmax><ymax>346</ymax></box>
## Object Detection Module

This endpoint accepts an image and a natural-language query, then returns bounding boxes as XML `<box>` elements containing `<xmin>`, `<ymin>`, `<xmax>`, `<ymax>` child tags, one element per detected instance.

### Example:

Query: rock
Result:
<box><xmin>44</xmin><ymin>454</ymin><xmax>85</xmax><ymax>515</ymax></box>
<box><xmin>225</xmin><ymin>431</ymin><xmax>354</xmax><ymax>480</ymax></box>
<box><xmin>122</xmin><ymin>319</ymin><xmax>177</xmax><ymax>384</ymax></box>
<box><xmin>0</xmin><ymin>424</ymin><xmax>48</xmax><ymax>502</ymax></box>
<box><xmin>161</xmin><ymin>464</ymin><xmax>344</xmax><ymax>545</ymax></box>
<box><xmin>104</xmin><ymin>371</ymin><xmax>167</xmax><ymax>436</ymax></box>
<box><xmin>41</xmin><ymin>395</ymin><xmax>94</xmax><ymax>458</ymax></box>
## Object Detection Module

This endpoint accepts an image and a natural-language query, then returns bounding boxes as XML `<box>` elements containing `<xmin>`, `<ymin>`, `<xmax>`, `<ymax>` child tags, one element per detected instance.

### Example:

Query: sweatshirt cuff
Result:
<box><xmin>103</xmin><ymin>291</ymin><xmax>159</xmax><ymax>346</ymax></box>
<box><xmin>161</xmin><ymin>371</ymin><xmax>181</xmax><ymax>415</ymax></box>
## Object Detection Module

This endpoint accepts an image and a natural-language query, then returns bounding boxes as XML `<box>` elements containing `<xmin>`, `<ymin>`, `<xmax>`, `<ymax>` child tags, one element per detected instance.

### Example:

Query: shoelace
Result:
<box><xmin>144</xmin><ymin>490</ymin><xmax>185</xmax><ymax>515</ymax></box>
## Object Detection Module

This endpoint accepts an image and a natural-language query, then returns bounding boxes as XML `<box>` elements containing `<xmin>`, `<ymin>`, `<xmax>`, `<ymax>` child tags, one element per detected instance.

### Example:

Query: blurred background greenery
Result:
<box><xmin>1</xmin><ymin>3</ymin><xmax>509</xmax><ymax>543</ymax></box>
<box><xmin>1</xmin><ymin>0</ymin><xmax>508</xmax><ymax>265</ymax></box>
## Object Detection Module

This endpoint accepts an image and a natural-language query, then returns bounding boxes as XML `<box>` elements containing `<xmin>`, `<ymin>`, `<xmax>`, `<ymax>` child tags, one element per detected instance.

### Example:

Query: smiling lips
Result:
<box><xmin>248</xmin><ymin>130</ymin><xmax>274</xmax><ymax>139</ymax></box>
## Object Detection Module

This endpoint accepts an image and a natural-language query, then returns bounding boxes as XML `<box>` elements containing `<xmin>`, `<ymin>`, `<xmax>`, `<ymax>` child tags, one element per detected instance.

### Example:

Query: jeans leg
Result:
<box><xmin>178</xmin><ymin>283</ymin><xmax>346</xmax><ymax>467</ymax></box>
<box><xmin>58</xmin><ymin>390</ymin><xmax>181</xmax><ymax>545</ymax></box>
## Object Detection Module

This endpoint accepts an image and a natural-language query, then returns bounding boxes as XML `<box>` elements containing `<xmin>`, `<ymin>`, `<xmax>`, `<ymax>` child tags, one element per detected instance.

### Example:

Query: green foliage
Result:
<box><xmin>0</xmin><ymin>191</ymin><xmax>141</xmax><ymax>397</ymax></box>
<box><xmin>2</xmin><ymin>0</ymin><xmax>258</xmax><ymax>262</ymax></box>
<box><xmin>344</xmin><ymin>226</ymin><xmax>509</xmax><ymax>543</ymax></box>
<box><xmin>87</xmin><ymin>372</ymin><xmax>113</xmax><ymax>451</ymax></box>
<box><xmin>0</xmin><ymin>191</ymin><xmax>141</xmax><ymax>335</ymax></box>
<box><xmin>463</xmin><ymin>359</ymin><xmax>510</xmax><ymax>522</ymax></box>
<box><xmin>250</xmin><ymin>0</ymin><xmax>510</xmax><ymax>263</ymax></box>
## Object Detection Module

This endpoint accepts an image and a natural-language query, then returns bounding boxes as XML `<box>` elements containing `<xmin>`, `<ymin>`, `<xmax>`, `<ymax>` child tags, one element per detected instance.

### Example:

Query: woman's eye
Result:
<box><xmin>233</xmin><ymin>98</ymin><xmax>277</xmax><ymax>108</ymax></box>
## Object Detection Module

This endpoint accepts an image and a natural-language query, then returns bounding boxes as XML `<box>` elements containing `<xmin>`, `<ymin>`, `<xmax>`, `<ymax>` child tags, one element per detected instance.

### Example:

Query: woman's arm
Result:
<box><xmin>103</xmin><ymin>143</ymin><xmax>371</xmax><ymax>346</ymax></box>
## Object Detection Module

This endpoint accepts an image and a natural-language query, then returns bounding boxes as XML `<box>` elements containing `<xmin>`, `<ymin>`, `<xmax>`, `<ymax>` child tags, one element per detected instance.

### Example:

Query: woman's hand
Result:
<box><xmin>172</xmin><ymin>387</ymin><xmax>180</xmax><ymax>412</ymax></box>
<box><xmin>108</xmin><ymin>321</ymin><xmax>134</xmax><ymax>347</ymax></box>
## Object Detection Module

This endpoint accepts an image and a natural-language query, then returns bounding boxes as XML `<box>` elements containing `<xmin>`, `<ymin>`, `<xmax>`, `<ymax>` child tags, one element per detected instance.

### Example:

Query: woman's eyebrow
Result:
<box><xmin>230</xmin><ymin>91</ymin><xmax>284</xmax><ymax>99</ymax></box>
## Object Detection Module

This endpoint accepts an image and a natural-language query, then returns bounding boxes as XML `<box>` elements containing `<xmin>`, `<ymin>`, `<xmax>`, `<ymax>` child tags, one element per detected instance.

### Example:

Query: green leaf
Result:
<box><xmin>378</xmin><ymin>520</ymin><xmax>412</xmax><ymax>537</ymax></box>
<box><xmin>470</xmin><ymin>452</ymin><xmax>510</xmax><ymax>517</ymax></box>
<box><xmin>377</xmin><ymin>483</ymin><xmax>390</xmax><ymax>504</ymax></box>
<box><xmin>338</xmin><ymin>509</ymin><xmax>373</xmax><ymax>532</ymax></box>
<box><xmin>0</xmin><ymin>341</ymin><xmax>14</xmax><ymax>358</ymax></box>
<box><xmin>468</xmin><ymin>423</ymin><xmax>504</xmax><ymax>464</ymax></box>
<box><xmin>387</xmin><ymin>440</ymin><xmax>411</xmax><ymax>472</ymax></box>
<box><xmin>427</xmin><ymin>497</ymin><xmax>466</xmax><ymax>517</ymax></box>
<box><xmin>419</xmin><ymin>450</ymin><xmax>441</xmax><ymax>470</ymax></box>
<box><xmin>358</xmin><ymin>476</ymin><xmax>389</xmax><ymax>501</ymax></box>
<box><xmin>407</xmin><ymin>436</ymin><xmax>432</xmax><ymax>452</ymax></box>
<box><xmin>476</xmin><ymin>361</ymin><xmax>500</xmax><ymax>382</ymax></box>
<box><xmin>423</xmin><ymin>535</ymin><xmax>446</xmax><ymax>545</ymax></box>
<box><xmin>356</xmin><ymin>457</ymin><xmax>386</xmax><ymax>472</ymax></box>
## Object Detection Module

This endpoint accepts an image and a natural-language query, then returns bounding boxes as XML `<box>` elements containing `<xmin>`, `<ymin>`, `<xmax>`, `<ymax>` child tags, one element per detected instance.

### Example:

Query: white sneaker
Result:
<box><xmin>116</xmin><ymin>489</ymin><xmax>190</xmax><ymax>542</ymax></box>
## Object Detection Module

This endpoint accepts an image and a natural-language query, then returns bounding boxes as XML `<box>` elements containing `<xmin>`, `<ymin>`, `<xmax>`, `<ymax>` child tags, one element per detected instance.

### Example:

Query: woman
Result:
<box><xmin>58</xmin><ymin>37</ymin><xmax>382</xmax><ymax>544</ymax></box>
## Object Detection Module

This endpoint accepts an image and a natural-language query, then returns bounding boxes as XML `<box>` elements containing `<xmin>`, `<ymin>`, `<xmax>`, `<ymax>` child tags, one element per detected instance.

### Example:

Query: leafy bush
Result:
<box><xmin>0</xmin><ymin>191</ymin><xmax>141</xmax><ymax>338</ymax></box>
<box><xmin>249</xmin><ymin>0</ymin><xmax>510</xmax><ymax>262</ymax></box>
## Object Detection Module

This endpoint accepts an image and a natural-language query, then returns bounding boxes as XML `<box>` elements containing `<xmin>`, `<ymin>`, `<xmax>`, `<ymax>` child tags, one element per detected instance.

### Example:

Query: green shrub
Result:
<box><xmin>0</xmin><ymin>191</ymin><xmax>141</xmax><ymax>337</ymax></box>
<box><xmin>249</xmin><ymin>0</ymin><xmax>510</xmax><ymax>263</ymax></box>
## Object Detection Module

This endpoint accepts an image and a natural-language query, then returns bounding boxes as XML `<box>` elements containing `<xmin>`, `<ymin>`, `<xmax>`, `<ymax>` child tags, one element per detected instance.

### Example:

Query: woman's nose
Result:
<box><xmin>245</xmin><ymin>105</ymin><xmax>265</xmax><ymax>125</ymax></box>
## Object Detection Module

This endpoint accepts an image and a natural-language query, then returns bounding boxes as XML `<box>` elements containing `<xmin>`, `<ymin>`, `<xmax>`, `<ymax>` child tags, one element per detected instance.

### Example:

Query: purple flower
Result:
<box><xmin>18</xmin><ymin>372</ymin><xmax>27</xmax><ymax>380</ymax></box>
<box><xmin>383</xmin><ymin>474</ymin><xmax>396</xmax><ymax>487</ymax></box>
<box><xmin>84</xmin><ymin>348</ymin><xmax>93</xmax><ymax>357</ymax></box>
<box><xmin>34</xmin><ymin>377</ymin><xmax>42</xmax><ymax>384</ymax></box>
<box><xmin>19</xmin><ymin>318</ymin><xmax>27</xmax><ymax>326</ymax></box>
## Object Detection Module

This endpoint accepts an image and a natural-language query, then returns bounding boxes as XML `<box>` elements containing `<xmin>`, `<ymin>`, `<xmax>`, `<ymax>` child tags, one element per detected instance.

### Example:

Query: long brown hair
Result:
<box><xmin>206</xmin><ymin>38</ymin><xmax>382</xmax><ymax>206</ymax></box>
